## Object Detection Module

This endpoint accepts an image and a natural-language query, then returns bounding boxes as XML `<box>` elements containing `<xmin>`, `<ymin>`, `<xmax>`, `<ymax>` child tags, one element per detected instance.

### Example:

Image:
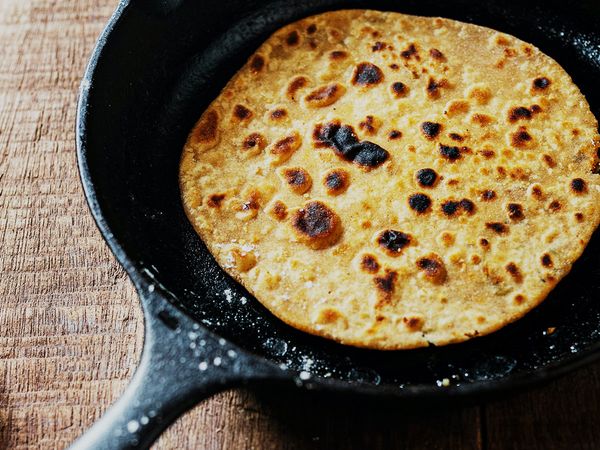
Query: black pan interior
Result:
<box><xmin>81</xmin><ymin>0</ymin><xmax>600</xmax><ymax>392</ymax></box>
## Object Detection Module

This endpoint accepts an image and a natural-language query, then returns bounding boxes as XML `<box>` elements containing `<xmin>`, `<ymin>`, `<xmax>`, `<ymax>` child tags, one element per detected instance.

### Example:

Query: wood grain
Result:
<box><xmin>0</xmin><ymin>1</ymin><xmax>598</xmax><ymax>449</ymax></box>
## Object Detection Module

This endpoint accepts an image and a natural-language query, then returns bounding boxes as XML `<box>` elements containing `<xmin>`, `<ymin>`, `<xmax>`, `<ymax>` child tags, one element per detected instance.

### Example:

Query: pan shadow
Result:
<box><xmin>227</xmin><ymin>385</ymin><xmax>483</xmax><ymax>450</ymax></box>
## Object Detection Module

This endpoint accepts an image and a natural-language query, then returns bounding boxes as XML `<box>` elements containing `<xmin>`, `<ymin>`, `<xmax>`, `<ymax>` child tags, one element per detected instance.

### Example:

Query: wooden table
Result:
<box><xmin>1</xmin><ymin>1</ymin><xmax>600</xmax><ymax>448</ymax></box>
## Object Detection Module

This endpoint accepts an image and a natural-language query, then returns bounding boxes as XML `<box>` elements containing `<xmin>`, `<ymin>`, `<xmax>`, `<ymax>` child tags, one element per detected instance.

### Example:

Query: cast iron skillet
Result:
<box><xmin>71</xmin><ymin>0</ymin><xmax>600</xmax><ymax>448</ymax></box>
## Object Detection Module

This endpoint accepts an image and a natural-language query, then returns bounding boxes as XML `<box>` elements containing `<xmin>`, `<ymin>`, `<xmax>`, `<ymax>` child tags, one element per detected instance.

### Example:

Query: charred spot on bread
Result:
<box><xmin>542</xmin><ymin>154</ymin><xmax>556</xmax><ymax>168</ymax></box>
<box><xmin>486</xmin><ymin>222</ymin><xmax>509</xmax><ymax>234</ymax></box>
<box><xmin>207</xmin><ymin>194</ymin><xmax>225</xmax><ymax>208</ymax></box>
<box><xmin>352</xmin><ymin>62</ymin><xmax>384</xmax><ymax>87</ymax></box>
<box><xmin>416</xmin><ymin>253</ymin><xmax>447</xmax><ymax>284</ymax></box>
<box><xmin>426</xmin><ymin>77</ymin><xmax>447</xmax><ymax>99</ymax></box>
<box><xmin>314</xmin><ymin>121</ymin><xmax>389</xmax><ymax>169</ymax></box>
<box><xmin>391</xmin><ymin>81</ymin><xmax>408</xmax><ymax>97</ymax></box>
<box><xmin>323</xmin><ymin>169</ymin><xmax>350</xmax><ymax>195</ymax></box>
<box><xmin>511</xmin><ymin>127</ymin><xmax>533</xmax><ymax>147</ymax></box>
<box><xmin>249</xmin><ymin>55</ymin><xmax>265</xmax><ymax>73</ymax></box>
<box><xmin>481</xmin><ymin>190</ymin><xmax>497</xmax><ymax>201</ymax></box>
<box><xmin>429</xmin><ymin>48</ymin><xmax>446</xmax><ymax>61</ymax></box>
<box><xmin>270</xmin><ymin>108</ymin><xmax>288</xmax><ymax>120</ymax></box>
<box><xmin>360</xmin><ymin>254</ymin><xmax>380</xmax><ymax>273</ymax></box>
<box><xmin>478</xmin><ymin>149</ymin><xmax>496</xmax><ymax>159</ymax></box>
<box><xmin>400</xmin><ymin>43</ymin><xmax>419</xmax><ymax>59</ymax></box>
<box><xmin>505</xmin><ymin>262</ymin><xmax>523</xmax><ymax>283</ymax></box>
<box><xmin>533</xmin><ymin>77</ymin><xmax>550</xmax><ymax>90</ymax></box>
<box><xmin>421</xmin><ymin>121</ymin><xmax>442</xmax><ymax>140</ymax></box>
<box><xmin>388</xmin><ymin>130</ymin><xmax>402</xmax><ymax>140</ymax></box>
<box><xmin>416</xmin><ymin>168</ymin><xmax>438</xmax><ymax>187</ymax></box>
<box><xmin>371</xmin><ymin>41</ymin><xmax>387</xmax><ymax>52</ymax></box>
<box><xmin>377</xmin><ymin>229</ymin><xmax>412</xmax><ymax>256</ymax></box>
<box><xmin>286</xmin><ymin>30</ymin><xmax>300</xmax><ymax>46</ymax></box>
<box><xmin>233</xmin><ymin>104</ymin><xmax>253</xmax><ymax>121</ymax></box>
<box><xmin>374</xmin><ymin>270</ymin><xmax>398</xmax><ymax>305</ymax></box>
<box><xmin>441</xmin><ymin>198</ymin><xmax>475</xmax><ymax>216</ymax></box>
<box><xmin>570</xmin><ymin>178</ymin><xmax>587</xmax><ymax>194</ymax></box>
<box><xmin>242</xmin><ymin>132</ymin><xmax>266</xmax><ymax>154</ymax></box>
<box><xmin>306</xmin><ymin>23</ymin><xmax>317</xmax><ymax>34</ymax></box>
<box><xmin>541</xmin><ymin>253</ymin><xmax>553</xmax><ymax>268</ymax></box>
<box><xmin>507</xmin><ymin>203</ymin><xmax>524</xmax><ymax>221</ymax></box>
<box><xmin>282</xmin><ymin>167</ymin><xmax>312</xmax><ymax>194</ymax></box>
<box><xmin>291</xmin><ymin>201</ymin><xmax>342</xmax><ymax>249</ymax></box>
<box><xmin>548</xmin><ymin>200</ymin><xmax>562</xmax><ymax>212</ymax></box>
<box><xmin>329</xmin><ymin>50</ymin><xmax>348</xmax><ymax>60</ymax></box>
<box><xmin>439</xmin><ymin>144</ymin><xmax>461</xmax><ymax>161</ymax></box>
<box><xmin>408</xmin><ymin>193</ymin><xmax>432</xmax><ymax>214</ymax></box>
<box><xmin>448</xmin><ymin>133</ymin><xmax>464</xmax><ymax>142</ymax></box>
<box><xmin>460</xmin><ymin>198</ymin><xmax>476</xmax><ymax>214</ymax></box>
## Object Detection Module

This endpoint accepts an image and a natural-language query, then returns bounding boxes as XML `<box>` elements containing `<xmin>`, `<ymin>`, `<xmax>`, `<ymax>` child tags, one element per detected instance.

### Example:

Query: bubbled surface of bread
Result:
<box><xmin>179</xmin><ymin>10</ymin><xmax>600</xmax><ymax>349</ymax></box>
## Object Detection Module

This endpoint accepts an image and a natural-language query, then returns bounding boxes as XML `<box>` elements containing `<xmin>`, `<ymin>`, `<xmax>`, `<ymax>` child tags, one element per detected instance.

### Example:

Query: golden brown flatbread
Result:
<box><xmin>179</xmin><ymin>10</ymin><xmax>600</xmax><ymax>349</ymax></box>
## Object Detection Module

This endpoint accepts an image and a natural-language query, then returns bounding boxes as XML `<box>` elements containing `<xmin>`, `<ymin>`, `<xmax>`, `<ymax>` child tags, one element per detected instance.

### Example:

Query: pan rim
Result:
<box><xmin>75</xmin><ymin>0</ymin><xmax>600</xmax><ymax>399</ymax></box>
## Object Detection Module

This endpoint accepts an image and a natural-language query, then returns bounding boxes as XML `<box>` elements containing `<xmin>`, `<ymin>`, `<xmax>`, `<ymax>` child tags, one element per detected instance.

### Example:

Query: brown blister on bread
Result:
<box><xmin>329</xmin><ymin>50</ymin><xmax>348</xmax><ymax>60</ymax></box>
<box><xmin>191</xmin><ymin>110</ymin><xmax>219</xmax><ymax>146</ymax></box>
<box><xmin>359</xmin><ymin>115</ymin><xmax>381</xmax><ymax>135</ymax></box>
<box><xmin>291</xmin><ymin>200</ymin><xmax>342</xmax><ymax>249</ymax></box>
<box><xmin>391</xmin><ymin>81</ymin><xmax>409</xmax><ymax>98</ymax></box>
<box><xmin>541</xmin><ymin>154</ymin><xmax>556</xmax><ymax>168</ymax></box>
<box><xmin>270</xmin><ymin>132</ymin><xmax>302</xmax><ymax>165</ymax></box>
<box><xmin>374</xmin><ymin>269</ymin><xmax>398</xmax><ymax>306</ymax></box>
<box><xmin>268</xmin><ymin>200</ymin><xmax>288</xmax><ymax>221</ymax></box>
<box><xmin>403</xmin><ymin>316</ymin><xmax>424</xmax><ymax>331</ymax></box>
<box><xmin>242</xmin><ymin>132</ymin><xmax>267</xmax><ymax>156</ymax></box>
<box><xmin>286</xmin><ymin>76</ymin><xmax>309</xmax><ymax>101</ymax></box>
<box><xmin>467</xmin><ymin>85</ymin><xmax>492</xmax><ymax>105</ymax></box>
<box><xmin>231</xmin><ymin>248</ymin><xmax>257</xmax><ymax>272</ymax></box>
<box><xmin>505</xmin><ymin>262</ymin><xmax>523</xmax><ymax>283</ymax></box>
<box><xmin>360</xmin><ymin>254</ymin><xmax>380</xmax><ymax>273</ymax></box>
<box><xmin>445</xmin><ymin>100</ymin><xmax>470</xmax><ymax>117</ymax></box>
<box><xmin>471</xmin><ymin>113</ymin><xmax>494</xmax><ymax>127</ymax></box>
<box><xmin>305</xmin><ymin>83</ymin><xmax>346</xmax><ymax>107</ymax></box>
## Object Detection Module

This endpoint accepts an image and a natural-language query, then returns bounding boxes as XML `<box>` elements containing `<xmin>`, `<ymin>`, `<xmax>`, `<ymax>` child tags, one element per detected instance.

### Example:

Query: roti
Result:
<box><xmin>179</xmin><ymin>10</ymin><xmax>600</xmax><ymax>349</ymax></box>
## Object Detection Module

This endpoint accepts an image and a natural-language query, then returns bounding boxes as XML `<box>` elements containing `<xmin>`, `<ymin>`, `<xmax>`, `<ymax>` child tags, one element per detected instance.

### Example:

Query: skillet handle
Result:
<box><xmin>68</xmin><ymin>283</ymin><xmax>285</xmax><ymax>450</ymax></box>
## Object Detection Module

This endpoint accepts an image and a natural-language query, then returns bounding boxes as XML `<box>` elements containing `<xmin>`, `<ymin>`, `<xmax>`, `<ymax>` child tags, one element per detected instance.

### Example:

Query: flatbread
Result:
<box><xmin>179</xmin><ymin>10</ymin><xmax>600</xmax><ymax>349</ymax></box>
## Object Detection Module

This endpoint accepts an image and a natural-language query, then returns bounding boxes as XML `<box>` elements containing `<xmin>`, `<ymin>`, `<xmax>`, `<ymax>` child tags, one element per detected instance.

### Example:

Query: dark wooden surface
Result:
<box><xmin>1</xmin><ymin>1</ymin><xmax>599</xmax><ymax>448</ymax></box>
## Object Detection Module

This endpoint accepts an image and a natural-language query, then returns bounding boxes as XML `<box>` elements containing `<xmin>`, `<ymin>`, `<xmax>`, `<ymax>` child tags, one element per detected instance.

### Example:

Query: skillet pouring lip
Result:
<box><xmin>76</xmin><ymin>0</ymin><xmax>600</xmax><ymax>400</ymax></box>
